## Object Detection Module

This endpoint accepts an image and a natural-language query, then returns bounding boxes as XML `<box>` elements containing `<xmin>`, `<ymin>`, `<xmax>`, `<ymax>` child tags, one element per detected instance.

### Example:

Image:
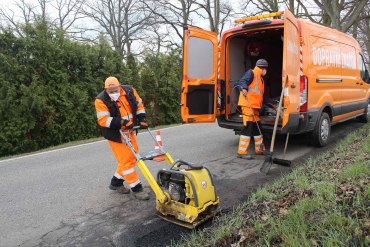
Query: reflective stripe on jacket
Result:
<box><xmin>95</xmin><ymin>87</ymin><xmax>145</xmax><ymax>143</ymax></box>
<box><xmin>238</xmin><ymin>67</ymin><xmax>264</xmax><ymax>109</ymax></box>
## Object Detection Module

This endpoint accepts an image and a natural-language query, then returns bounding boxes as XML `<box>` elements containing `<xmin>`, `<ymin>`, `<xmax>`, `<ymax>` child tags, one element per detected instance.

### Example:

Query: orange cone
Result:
<box><xmin>153</xmin><ymin>130</ymin><xmax>165</xmax><ymax>162</ymax></box>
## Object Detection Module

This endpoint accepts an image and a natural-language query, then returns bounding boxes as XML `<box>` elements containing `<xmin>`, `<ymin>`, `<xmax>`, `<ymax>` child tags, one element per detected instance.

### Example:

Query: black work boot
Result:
<box><xmin>131</xmin><ymin>183</ymin><xmax>150</xmax><ymax>200</ymax></box>
<box><xmin>109</xmin><ymin>176</ymin><xmax>130</xmax><ymax>194</ymax></box>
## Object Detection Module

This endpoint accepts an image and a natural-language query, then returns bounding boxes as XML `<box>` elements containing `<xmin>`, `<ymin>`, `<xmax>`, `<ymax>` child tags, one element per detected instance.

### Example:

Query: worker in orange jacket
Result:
<box><xmin>95</xmin><ymin>76</ymin><xmax>150</xmax><ymax>200</ymax></box>
<box><xmin>237</xmin><ymin>59</ymin><xmax>268</xmax><ymax>159</ymax></box>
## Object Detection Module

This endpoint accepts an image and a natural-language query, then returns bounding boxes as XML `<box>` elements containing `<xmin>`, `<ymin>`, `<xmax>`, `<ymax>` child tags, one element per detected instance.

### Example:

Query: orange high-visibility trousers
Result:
<box><xmin>108</xmin><ymin>132</ymin><xmax>141</xmax><ymax>188</ymax></box>
<box><xmin>242</xmin><ymin>106</ymin><xmax>260</xmax><ymax>125</ymax></box>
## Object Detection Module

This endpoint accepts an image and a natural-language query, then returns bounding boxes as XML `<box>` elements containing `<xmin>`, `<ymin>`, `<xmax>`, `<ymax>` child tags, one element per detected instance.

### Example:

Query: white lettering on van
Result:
<box><xmin>312</xmin><ymin>46</ymin><xmax>356</xmax><ymax>69</ymax></box>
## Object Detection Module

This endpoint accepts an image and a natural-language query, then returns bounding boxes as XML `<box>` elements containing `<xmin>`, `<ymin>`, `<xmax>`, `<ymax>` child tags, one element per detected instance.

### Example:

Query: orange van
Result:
<box><xmin>180</xmin><ymin>8</ymin><xmax>370</xmax><ymax>146</ymax></box>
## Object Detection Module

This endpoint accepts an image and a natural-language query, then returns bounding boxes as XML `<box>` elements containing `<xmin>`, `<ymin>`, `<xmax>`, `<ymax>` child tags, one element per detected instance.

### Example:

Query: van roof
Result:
<box><xmin>220</xmin><ymin>19</ymin><xmax>284</xmax><ymax>40</ymax></box>
<box><xmin>221</xmin><ymin>18</ymin><xmax>360</xmax><ymax>51</ymax></box>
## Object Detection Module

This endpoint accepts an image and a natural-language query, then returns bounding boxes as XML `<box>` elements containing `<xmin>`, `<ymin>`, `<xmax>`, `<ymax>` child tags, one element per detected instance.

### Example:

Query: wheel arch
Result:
<box><xmin>319</xmin><ymin>103</ymin><xmax>334</xmax><ymax>122</ymax></box>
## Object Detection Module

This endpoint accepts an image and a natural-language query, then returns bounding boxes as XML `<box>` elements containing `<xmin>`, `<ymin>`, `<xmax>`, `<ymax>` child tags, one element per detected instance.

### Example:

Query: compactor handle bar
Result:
<box><xmin>119</xmin><ymin>126</ymin><xmax>167</xmax><ymax>159</ymax></box>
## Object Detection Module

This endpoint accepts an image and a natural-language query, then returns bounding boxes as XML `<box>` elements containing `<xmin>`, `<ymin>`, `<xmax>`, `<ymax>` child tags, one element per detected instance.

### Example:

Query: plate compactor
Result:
<box><xmin>119</xmin><ymin>127</ymin><xmax>220</xmax><ymax>229</ymax></box>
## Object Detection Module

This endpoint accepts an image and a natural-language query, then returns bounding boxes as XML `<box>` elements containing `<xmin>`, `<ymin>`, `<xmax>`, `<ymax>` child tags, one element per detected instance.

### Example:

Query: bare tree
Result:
<box><xmin>240</xmin><ymin>0</ymin><xmax>279</xmax><ymax>14</ymax></box>
<box><xmin>83</xmin><ymin>0</ymin><xmax>152</xmax><ymax>58</ymax></box>
<box><xmin>0</xmin><ymin>0</ymin><xmax>35</xmax><ymax>36</ymax></box>
<box><xmin>36</xmin><ymin>0</ymin><xmax>51</xmax><ymax>22</ymax></box>
<box><xmin>0</xmin><ymin>0</ymin><xmax>86</xmax><ymax>37</ymax></box>
<box><xmin>142</xmin><ymin>0</ymin><xmax>200</xmax><ymax>40</ymax></box>
<box><xmin>297</xmin><ymin>0</ymin><xmax>369</xmax><ymax>32</ymax></box>
<box><xmin>51</xmin><ymin>0</ymin><xmax>84</xmax><ymax>31</ymax></box>
<box><xmin>358</xmin><ymin>7</ymin><xmax>370</xmax><ymax>66</ymax></box>
<box><xmin>196</xmin><ymin>0</ymin><xmax>233</xmax><ymax>35</ymax></box>
<box><xmin>143</xmin><ymin>21</ymin><xmax>178</xmax><ymax>55</ymax></box>
<box><xmin>239</xmin><ymin>0</ymin><xmax>307</xmax><ymax>18</ymax></box>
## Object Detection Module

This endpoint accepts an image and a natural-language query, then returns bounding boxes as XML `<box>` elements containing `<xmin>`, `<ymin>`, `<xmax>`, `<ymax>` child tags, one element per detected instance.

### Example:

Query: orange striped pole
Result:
<box><xmin>153</xmin><ymin>130</ymin><xmax>165</xmax><ymax>162</ymax></box>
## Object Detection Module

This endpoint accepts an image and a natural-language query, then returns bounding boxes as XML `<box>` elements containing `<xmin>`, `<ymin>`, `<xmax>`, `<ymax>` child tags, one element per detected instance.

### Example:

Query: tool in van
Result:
<box><xmin>119</xmin><ymin>126</ymin><xmax>220</xmax><ymax>228</ymax></box>
<box><xmin>260</xmin><ymin>76</ymin><xmax>292</xmax><ymax>174</ymax></box>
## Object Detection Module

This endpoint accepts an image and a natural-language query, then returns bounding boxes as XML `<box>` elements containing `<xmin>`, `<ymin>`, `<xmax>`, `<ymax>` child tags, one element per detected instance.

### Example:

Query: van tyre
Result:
<box><xmin>311</xmin><ymin>112</ymin><xmax>331</xmax><ymax>147</ymax></box>
<box><xmin>357</xmin><ymin>101</ymin><xmax>369</xmax><ymax>123</ymax></box>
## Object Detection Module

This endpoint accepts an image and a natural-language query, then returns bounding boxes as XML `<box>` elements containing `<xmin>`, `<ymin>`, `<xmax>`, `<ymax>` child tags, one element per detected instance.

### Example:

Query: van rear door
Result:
<box><xmin>181</xmin><ymin>26</ymin><xmax>218</xmax><ymax>123</ymax></box>
<box><xmin>282</xmin><ymin>8</ymin><xmax>301</xmax><ymax>130</ymax></box>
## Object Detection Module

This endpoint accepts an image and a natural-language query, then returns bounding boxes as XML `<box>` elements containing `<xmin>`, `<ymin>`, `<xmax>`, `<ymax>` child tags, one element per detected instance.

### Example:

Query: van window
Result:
<box><xmin>359</xmin><ymin>53</ymin><xmax>369</xmax><ymax>83</ymax></box>
<box><xmin>187</xmin><ymin>37</ymin><xmax>214</xmax><ymax>79</ymax></box>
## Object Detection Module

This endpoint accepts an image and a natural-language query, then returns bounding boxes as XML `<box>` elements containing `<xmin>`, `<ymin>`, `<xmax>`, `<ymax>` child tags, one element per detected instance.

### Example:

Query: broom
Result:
<box><xmin>260</xmin><ymin>76</ymin><xmax>291</xmax><ymax>174</ymax></box>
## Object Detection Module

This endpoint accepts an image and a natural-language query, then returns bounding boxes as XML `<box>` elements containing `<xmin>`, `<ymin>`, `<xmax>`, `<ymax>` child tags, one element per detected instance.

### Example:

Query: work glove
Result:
<box><xmin>121</xmin><ymin>119</ymin><xmax>134</xmax><ymax>130</ymax></box>
<box><xmin>139</xmin><ymin>121</ymin><xmax>148</xmax><ymax>129</ymax></box>
<box><xmin>136</xmin><ymin>113</ymin><xmax>148</xmax><ymax>129</ymax></box>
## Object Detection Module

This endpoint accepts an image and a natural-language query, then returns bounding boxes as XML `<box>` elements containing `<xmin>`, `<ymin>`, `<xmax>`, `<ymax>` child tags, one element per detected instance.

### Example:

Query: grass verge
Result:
<box><xmin>173</xmin><ymin>123</ymin><xmax>370</xmax><ymax>247</ymax></box>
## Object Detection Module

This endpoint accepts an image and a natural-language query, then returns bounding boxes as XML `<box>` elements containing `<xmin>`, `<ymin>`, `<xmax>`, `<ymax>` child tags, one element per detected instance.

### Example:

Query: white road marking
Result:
<box><xmin>0</xmin><ymin>124</ymin><xmax>192</xmax><ymax>164</ymax></box>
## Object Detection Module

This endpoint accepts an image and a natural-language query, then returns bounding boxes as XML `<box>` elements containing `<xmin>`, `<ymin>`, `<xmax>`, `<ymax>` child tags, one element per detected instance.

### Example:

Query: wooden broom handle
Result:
<box><xmin>270</xmin><ymin>75</ymin><xmax>288</xmax><ymax>153</ymax></box>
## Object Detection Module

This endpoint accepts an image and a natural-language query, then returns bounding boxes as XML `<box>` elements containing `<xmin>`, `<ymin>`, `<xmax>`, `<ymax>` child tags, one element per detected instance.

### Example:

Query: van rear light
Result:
<box><xmin>300</xmin><ymin>75</ymin><xmax>308</xmax><ymax>112</ymax></box>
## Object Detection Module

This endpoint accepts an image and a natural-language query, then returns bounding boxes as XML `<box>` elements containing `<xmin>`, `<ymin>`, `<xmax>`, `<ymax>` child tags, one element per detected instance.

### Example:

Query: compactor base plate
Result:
<box><xmin>156</xmin><ymin>205</ymin><xmax>218</xmax><ymax>229</ymax></box>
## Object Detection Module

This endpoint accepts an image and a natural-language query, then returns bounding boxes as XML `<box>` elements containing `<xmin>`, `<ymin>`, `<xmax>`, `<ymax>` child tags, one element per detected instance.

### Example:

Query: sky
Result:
<box><xmin>0</xmin><ymin>0</ymin><xmax>249</xmax><ymax>32</ymax></box>
<box><xmin>0</xmin><ymin>0</ymin><xmax>247</xmax><ymax>52</ymax></box>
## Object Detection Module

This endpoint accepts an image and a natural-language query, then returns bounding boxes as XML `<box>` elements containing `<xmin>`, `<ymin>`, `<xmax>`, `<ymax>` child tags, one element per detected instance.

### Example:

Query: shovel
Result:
<box><xmin>260</xmin><ymin>76</ymin><xmax>291</xmax><ymax>174</ymax></box>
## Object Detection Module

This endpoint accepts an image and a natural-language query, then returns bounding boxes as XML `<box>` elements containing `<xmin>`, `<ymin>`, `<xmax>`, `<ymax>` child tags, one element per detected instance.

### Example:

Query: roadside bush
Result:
<box><xmin>0</xmin><ymin>21</ymin><xmax>181</xmax><ymax>157</ymax></box>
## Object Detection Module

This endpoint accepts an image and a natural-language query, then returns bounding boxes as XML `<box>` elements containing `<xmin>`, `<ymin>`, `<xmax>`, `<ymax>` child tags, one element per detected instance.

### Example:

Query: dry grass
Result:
<box><xmin>173</xmin><ymin>123</ymin><xmax>370</xmax><ymax>247</ymax></box>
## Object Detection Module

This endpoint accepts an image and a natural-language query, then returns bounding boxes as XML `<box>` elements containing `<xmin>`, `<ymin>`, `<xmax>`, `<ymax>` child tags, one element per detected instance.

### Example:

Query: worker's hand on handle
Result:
<box><xmin>139</xmin><ymin>121</ymin><xmax>148</xmax><ymax>129</ymax></box>
<box><xmin>137</xmin><ymin>113</ymin><xmax>148</xmax><ymax>129</ymax></box>
<box><xmin>121</xmin><ymin>119</ymin><xmax>134</xmax><ymax>130</ymax></box>
<box><xmin>242</xmin><ymin>89</ymin><xmax>248</xmax><ymax>96</ymax></box>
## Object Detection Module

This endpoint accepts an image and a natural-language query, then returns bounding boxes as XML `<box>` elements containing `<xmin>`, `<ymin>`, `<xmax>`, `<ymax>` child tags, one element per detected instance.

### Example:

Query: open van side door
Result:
<box><xmin>181</xmin><ymin>26</ymin><xmax>218</xmax><ymax>123</ymax></box>
<box><xmin>282</xmin><ymin>8</ymin><xmax>301</xmax><ymax>130</ymax></box>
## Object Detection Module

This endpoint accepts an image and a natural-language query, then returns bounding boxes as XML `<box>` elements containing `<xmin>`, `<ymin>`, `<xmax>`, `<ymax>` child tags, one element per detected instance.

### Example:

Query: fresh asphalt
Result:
<box><xmin>0</xmin><ymin>120</ymin><xmax>366</xmax><ymax>247</ymax></box>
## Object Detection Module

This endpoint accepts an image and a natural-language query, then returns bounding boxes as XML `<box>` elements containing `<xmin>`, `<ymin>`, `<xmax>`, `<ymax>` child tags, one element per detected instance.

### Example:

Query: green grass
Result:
<box><xmin>339</xmin><ymin>161</ymin><xmax>370</xmax><ymax>179</ymax></box>
<box><xmin>173</xmin><ymin>123</ymin><xmax>370</xmax><ymax>247</ymax></box>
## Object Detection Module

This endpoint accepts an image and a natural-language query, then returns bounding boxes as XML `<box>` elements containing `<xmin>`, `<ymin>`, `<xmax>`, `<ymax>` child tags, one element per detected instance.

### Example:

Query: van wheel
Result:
<box><xmin>310</xmin><ymin>112</ymin><xmax>331</xmax><ymax>147</ymax></box>
<box><xmin>357</xmin><ymin>101</ymin><xmax>369</xmax><ymax>123</ymax></box>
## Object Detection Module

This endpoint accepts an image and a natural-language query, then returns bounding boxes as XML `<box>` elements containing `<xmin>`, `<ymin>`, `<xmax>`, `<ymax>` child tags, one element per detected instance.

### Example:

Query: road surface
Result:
<box><xmin>0</xmin><ymin>120</ymin><xmax>365</xmax><ymax>247</ymax></box>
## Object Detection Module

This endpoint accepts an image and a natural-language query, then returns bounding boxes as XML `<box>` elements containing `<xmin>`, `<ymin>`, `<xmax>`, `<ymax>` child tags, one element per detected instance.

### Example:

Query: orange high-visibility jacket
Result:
<box><xmin>238</xmin><ymin>67</ymin><xmax>265</xmax><ymax>109</ymax></box>
<box><xmin>95</xmin><ymin>87</ymin><xmax>145</xmax><ymax>143</ymax></box>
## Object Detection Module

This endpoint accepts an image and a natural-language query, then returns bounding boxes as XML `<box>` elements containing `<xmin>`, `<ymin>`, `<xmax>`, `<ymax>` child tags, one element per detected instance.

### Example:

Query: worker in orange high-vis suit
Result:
<box><xmin>95</xmin><ymin>76</ymin><xmax>150</xmax><ymax>200</ymax></box>
<box><xmin>237</xmin><ymin>59</ymin><xmax>268</xmax><ymax>159</ymax></box>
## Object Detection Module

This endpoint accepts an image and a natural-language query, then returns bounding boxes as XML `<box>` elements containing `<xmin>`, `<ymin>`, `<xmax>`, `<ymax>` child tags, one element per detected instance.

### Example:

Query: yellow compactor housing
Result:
<box><xmin>121</xmin><ymin>128</ymin><xmax>220</xmax><ymax>229</ymax></box>
<box><xmin>155</xmin><ymin>159</ymin><xmax>220</xmax><ymax>228</ymax></box>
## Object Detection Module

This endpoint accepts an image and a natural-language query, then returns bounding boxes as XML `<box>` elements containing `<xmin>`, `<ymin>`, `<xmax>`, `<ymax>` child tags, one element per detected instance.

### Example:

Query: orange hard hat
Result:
<box><xmin>104</xmin><ymin>76</ymin><xmax>120</xmax><ymax>88</ymax></box>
